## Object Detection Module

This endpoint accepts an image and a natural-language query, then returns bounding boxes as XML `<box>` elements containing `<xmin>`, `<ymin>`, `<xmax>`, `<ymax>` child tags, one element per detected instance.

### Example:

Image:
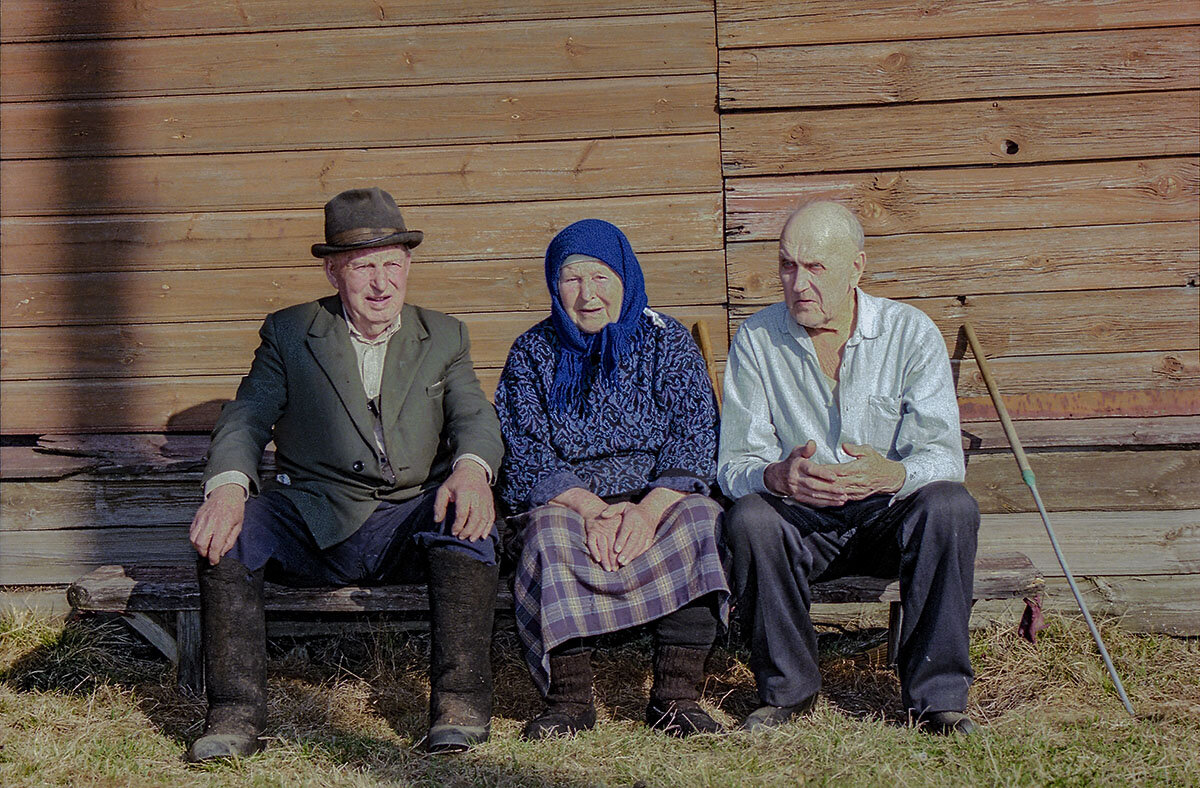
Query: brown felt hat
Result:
<box><xmin>310</xmin><ymin>187</ymin><xmax>423</xmax><ymax>257</ymax></box>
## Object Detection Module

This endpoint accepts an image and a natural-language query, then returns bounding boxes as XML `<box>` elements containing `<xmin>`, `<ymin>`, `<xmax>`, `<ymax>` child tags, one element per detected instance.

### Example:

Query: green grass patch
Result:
<box><xmin>2</xmin><ymin>609</ymin><xmax>1197</xmax><ymax>787</ymax></box>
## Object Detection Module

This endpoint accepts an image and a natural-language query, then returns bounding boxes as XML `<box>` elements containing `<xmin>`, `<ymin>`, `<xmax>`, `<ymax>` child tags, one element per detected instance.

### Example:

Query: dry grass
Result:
<box><xmin>2</xmin><ymin>608</ymin><xmax>1198</xmax><ymax>787</ymax></box>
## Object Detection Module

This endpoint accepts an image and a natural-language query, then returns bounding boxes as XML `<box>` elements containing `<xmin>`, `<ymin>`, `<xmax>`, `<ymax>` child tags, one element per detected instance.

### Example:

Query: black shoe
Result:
<box><xmin>522</xmin><ymin>650</ymin><xmax>597</xmax><ymax>740</ymax></box>
<box><xmin>739</xmin><ymin>694</ymin><xmax>818</xmax><ymax>732</ymax></box>
<box><xmin>186</xmin><ymin>557</ymin><xmax>267</xmax><ymax>762</ymax></box>
<box><xmin>426</xmin><ymin>549</ymin><xmax>500</xmax><ymax>754</ymax></box>
<box><xmin>920</xmin><ymin>711</ymin><xmax>979</xmax><ymax>736</ymax></box>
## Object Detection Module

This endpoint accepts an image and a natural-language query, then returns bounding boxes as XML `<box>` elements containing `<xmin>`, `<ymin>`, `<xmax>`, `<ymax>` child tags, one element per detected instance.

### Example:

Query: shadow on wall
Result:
<box><xmin>54</xmin><ymin>5</ymin><xmax>121</xmax><ymax>435</ymax></box>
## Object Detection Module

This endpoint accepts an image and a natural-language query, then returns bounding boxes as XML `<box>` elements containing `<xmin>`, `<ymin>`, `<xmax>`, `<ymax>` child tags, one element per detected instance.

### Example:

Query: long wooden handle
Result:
<box><xmin>963</xmin><ymin>323</ymin><xmax>1032</xmax><ymax>477</ymax></box>
<box><xmin>692</xmin><ymin>320</ymin><xmax>723</xmax><ymax>412</ymax></box>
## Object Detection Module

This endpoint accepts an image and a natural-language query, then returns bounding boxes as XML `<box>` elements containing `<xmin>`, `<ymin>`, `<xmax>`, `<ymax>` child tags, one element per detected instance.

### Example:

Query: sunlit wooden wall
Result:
<box><xmin>0</xmin><ymin>1</ymin><xmax>726</xmax><ymax>433</ymax></box>
<box><xmin>716</xmin><ymin>0</ymin><xmax>1200</xmax><ymax>630</ymax></box>
<box><xmin>1</xmin><ymin>1</ymin><xmax>1198</xmax><ymax>629</ymax></box>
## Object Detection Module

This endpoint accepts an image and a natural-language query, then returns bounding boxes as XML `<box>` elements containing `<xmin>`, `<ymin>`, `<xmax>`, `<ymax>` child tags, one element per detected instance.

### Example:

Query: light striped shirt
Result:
<box><xmin>717</xmin><ymin>289</ymin><xmax>965</xmax><ymax>504</ymax></box>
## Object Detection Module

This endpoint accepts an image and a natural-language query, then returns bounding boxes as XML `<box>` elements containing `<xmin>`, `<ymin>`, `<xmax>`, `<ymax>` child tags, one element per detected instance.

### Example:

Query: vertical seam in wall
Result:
<box><xmin>711</xmin><ymin>0</ymin><xmax>732</xmax><ymax>357</ymax></box>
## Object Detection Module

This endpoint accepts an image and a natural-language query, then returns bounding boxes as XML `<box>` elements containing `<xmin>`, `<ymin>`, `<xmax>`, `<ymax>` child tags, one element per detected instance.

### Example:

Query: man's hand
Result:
<box><xmin>601</xmin><ymin>501</ymin><xmax>656</xmax><ymax>567</ymax></box>
<box><xmin>435</xmin><ymin>459</ymin><xmax>495</xmax><ymax>542</ymax></box>
<box><xmin>831</xmin><ymin>443</ymin><xmax>906</xmax><ymax>501</ymax></box>
<box><xmin>189</xmin><ymin>484</ymin><xmax>246</xmax><ymax>565</ymax></box>
<box><xmin>764</xmin><ymin>440</ymin><xmax>849</xmax><ymax>508</ymax></box>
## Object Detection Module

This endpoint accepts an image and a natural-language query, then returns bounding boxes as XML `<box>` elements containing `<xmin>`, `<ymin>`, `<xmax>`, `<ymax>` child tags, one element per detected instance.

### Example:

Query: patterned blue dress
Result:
<box><xmin>496</xmin><ymin>310</ymin><xmax>730</xmax><ymax>692</ymax></box>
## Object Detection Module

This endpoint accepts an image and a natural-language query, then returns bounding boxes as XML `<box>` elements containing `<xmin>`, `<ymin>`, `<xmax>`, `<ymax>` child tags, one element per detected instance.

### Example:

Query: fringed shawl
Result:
<box><xmin>544</xmin><ymin>219</ymin><xmax>648</xmax><ymax>411</ymax></box>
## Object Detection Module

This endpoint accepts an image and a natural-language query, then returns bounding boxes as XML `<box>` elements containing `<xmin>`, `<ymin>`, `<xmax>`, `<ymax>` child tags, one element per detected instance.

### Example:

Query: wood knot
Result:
<box><xmin>1153</xmin><ymin>355</ymin><xmax>1185</xmax><ymax>378</ymax></box>
<box><xmin>880</xmin><ymin>52</ymin><xmax>908</xmax><ymax>71</ymax></box>
<box><xmin>1154</xmin><ymin>175</ymin><xmax>1179</xmax><ymax>196</ymax></box>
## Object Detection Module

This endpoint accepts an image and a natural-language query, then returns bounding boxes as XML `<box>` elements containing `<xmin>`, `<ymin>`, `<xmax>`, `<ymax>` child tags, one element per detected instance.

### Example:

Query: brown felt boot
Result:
<box><xmin>645</xmin><ymin>645</ymin><xmax>723</xmax><ymax>737</ymax></box>
<box><xmin>186</xmin><ymin>557</ymin><xmax>267</xmax><ymax>762</ymax></box>
<box><xmin>426</xmin><ymin>548</ymin><xmax>499</xmax><ymax>754</ymax></box>
<box><xmin>522</xmin><ymin>649</ymin><xmax>597</xmax><ymax>740</ymax></box>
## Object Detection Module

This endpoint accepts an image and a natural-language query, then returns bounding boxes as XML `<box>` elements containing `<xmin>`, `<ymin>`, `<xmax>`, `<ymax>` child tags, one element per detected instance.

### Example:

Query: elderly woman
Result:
<box><xmin>495</xmin><ymin>219</ymin><xmax>729</xmax><ymax>739</ymax></box>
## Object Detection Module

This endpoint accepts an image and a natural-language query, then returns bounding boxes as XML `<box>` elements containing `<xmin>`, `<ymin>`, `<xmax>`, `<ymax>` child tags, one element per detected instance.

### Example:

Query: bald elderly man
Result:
<box><xmin>718</xmin><ymin>201</ymin><xmax>980</xmax><ymax>734</ymax></box>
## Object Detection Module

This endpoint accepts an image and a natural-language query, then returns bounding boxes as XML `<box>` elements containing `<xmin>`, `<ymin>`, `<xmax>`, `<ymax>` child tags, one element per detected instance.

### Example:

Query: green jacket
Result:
<box><xmin>203</xmin><ymin>295</ymin><xmax>504</xmax><ymax>548</ymax></box>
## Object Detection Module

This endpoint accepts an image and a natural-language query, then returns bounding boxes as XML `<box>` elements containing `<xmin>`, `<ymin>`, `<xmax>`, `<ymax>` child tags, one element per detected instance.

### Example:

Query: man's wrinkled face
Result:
<box><xmin>778</xmin><ymin>219</ymin><xmax>863</xmax><ymax>331</ymax></box>
<box><xmin>325</xmin><ymin>245</ymin><xmax>411</xmax><ymax>339</ymax></box>
<box><xmin>557</xmin><ymin>258</ymin><xmax>624</xmax><ymax>334</ymax></box>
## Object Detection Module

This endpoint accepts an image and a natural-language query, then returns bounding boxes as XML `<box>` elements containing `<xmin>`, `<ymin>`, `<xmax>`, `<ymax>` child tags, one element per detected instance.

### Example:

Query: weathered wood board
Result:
<box><xmin>956</xmin><ymin>390</ymin><xmax>1200</xmax><ymax>423</ymax></box>
<box><xmin>960</xmin><ymin>416</ymin><xmax>1200</xmax><ymax>451</ymax></box>
<box><xmin>726</xmin><ymin>222</ymin><xmax>1200</xmax><ymax>303</ymax></box>
<box><xmin>0</xmin><ymin>193</ymin><xmax>724</xmax><ymax>275</ymax></box>
<box><xmin>0</xmin><ymin>135</ymin><xmax>721</xmax><ymax>216</ymax></box>
<box><xmin>716</xmin><ymin>0</ymin><xmax>1200</xmax><ymax>48</ymax></box>
<box><xmin>1</xmin><ymin>14</ymin><xmax>714</xmax><ymax>100</ymax></box>
<box><xmin>5</xmin><ymin>374</ymin><xmax>1199</xmax><ymax>437</ymax></box>
<box><xmin>5</xmin><ymin>452</ymin><xmax>1196</xmax><ymax>538</ymax></box>
<box><xmin>0</xmin><ymin>305</ymin><xmax>730</xmax><ymax>382</ymax></box>
<box><xmin>951</xmin><ymin>352</ymin><xmax>1200</xmax><ymax>399</ymax></box>
<box><xmin>729</xmin><ymin>287</ymin><xmax>1199</xmax><ymax>358</ymax></box>
<box><xmin>1</xmin><ymin>76</ymin><xmax>718</xmax><ymax>159</ymax></box>
<box><xmin>719</xmin><ymin>28</ymin><xmax>1200</xmax><ymax>108</ymax></box>
<box><xmin>725</xmin><ymin>157</ymin><xmax>1199</xmax><ymax>240</ymax></box>
<box><xmin>6</xmin><ymin>288</ymin><xmax>1193</xmax><ymax>381</ymax></box>
<box><xmin>1</xmin><ymin>1</ymin><xmax>712</xmax><ymax>42</ymax></box>
<box><xmin>721</xmin><ymin>91</ymin><xmax>1200</xmax><ymax>175</ymax></box>
<box><xmin>5</xmin><ymin>508</ymin><xmax>1195</xmax><ymax>586</ymax></box>
<box><xmin>1</xmin><ymin>252</ymin><xmax>727</xmax><ymax>328</ymax></box>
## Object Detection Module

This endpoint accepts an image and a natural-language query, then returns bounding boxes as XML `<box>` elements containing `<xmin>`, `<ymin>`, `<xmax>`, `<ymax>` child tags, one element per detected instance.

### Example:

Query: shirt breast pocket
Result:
<box><xmin>864</xmin><ymin>394</ymin><xmax>902</xmax><ymax>452</ymax></box>
<box><xmin>425</xmin><ymin>379</ymin><xmax>446</xmax><ymax>399</ymax></box>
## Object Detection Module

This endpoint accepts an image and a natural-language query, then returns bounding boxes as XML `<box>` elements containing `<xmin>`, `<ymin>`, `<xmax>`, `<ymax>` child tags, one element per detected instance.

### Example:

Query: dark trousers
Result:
<box><xmin>726</xmin><ymin>480</ymin><xmax>979</xmax><ymax>714</ymax></box>
<box><xmin>226</xmin><ymin>487</ymin><xmax>497</xmax><ymax>586</ymax></box>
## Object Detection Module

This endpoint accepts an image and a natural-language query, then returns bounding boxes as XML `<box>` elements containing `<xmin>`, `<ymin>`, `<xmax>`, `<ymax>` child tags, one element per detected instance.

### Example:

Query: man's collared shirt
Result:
<box><xmin>205</xmin><ymin>302</ymin><xmax>491</xmax><ymax>499</ymax></box>
<box><xmin>717</xmin><ymin>289</ymin><xmax>965</xmax><ymax>503</ymax></box>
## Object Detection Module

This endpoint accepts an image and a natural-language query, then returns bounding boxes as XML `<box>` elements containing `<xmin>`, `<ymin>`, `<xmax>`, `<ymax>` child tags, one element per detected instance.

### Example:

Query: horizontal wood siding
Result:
<box><xmin>0</xmin><ymin>7</ymin><xmax>722</xmax><ymax>435</ymax></box>
<box><xmin>2</xmin><ymin>1</ymin><xmax>1197</xmax><ymax>633</ymax></box>
<box><xmin>717</xmin><ymin>1</ymin><xmax>1199</xmax><ymax>633</ymax></box>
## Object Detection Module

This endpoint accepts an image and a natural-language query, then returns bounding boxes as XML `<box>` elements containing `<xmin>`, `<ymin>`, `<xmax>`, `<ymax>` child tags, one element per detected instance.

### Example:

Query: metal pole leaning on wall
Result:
<box><xmin>962</xmin><ymin>323</ymin><xmax>1136</xmax><ymax>716</ymax></box>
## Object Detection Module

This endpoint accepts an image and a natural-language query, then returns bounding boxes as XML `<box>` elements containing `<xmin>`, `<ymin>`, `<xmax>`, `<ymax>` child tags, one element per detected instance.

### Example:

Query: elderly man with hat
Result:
<box><xmin>186</xmin><ymin>187</ymin><xmax>504</xmax><ymax>760</ymax></box>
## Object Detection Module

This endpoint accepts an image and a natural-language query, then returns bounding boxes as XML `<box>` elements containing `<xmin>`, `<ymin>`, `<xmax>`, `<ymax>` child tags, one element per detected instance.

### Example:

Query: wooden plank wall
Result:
<box><xmin>0</xmin><ymin>2</ymin><xmax>724</xmax><ymax>588</ymax></box>
<box><xmin>717</xmin><ymin>0</ymin><xmax>1200</xmax><ymax>632</ymax></box>
<box><xmin>0</xmin><ymin>1</ymin><xmax>725</xmax><ymax>433</ymax></box>
<box><xmin>3</xmin><ymin>1</ymin><xmax>1199</xmax><ymax>632</ymax></box>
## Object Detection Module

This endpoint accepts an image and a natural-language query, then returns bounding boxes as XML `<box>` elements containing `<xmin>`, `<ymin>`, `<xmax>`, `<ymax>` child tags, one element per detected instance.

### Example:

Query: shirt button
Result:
<box><xmin>352</xmin><ymin>461</ymin><xmax>365</xmax><ymax>472</ymax></box>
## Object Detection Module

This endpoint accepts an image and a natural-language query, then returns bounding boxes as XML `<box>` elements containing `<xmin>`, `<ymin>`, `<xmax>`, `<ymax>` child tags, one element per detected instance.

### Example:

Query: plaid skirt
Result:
<box><xmin>512</xmin><ymin>494</ymin><xmax>730</xmax><ymax>694</ymax></box>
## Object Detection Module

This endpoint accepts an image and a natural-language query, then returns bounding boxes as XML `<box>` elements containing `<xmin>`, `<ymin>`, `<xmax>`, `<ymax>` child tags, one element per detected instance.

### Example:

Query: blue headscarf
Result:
<box><xmin>545</xmin><ymin>219</ymin><xmax>649</xmax><ymax>412</ymax></box>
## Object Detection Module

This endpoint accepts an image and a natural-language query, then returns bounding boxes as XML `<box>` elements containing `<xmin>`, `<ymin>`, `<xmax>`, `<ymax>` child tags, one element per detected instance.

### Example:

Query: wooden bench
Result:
<box><xmin>67</xmin><ymin>552</ymin><xmax>1041</xmax><ymax>693</ymax></box>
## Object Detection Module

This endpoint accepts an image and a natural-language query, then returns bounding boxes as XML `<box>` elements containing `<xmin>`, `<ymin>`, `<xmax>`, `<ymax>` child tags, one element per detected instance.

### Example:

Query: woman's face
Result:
<box><xmin>557</xmin><ymin>258</ymin><xmax>624</xmax><ymax>334</ymax></box>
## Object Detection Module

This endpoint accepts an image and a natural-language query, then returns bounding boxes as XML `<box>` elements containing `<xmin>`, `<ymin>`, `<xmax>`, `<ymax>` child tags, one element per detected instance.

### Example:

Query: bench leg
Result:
<box><xmin>886</xmin><ymin>601</ymin><xmax>902</xmax><ymax>667</ymax></box>
<box><xmin>176</xmin><ymin>610</ymin><xmax>204</xmax><ymax>695</ymax></box>
<box><xmin>123</xmin><ymin>612</ymin><xmax>178</xmax><ymax>664</ymax></box>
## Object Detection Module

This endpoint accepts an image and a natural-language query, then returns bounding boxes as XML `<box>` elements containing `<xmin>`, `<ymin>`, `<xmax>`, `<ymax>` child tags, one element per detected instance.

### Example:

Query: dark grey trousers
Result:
<box><xmin>726</xmin><ymin>480</ymin><xmax>979</xmax><ymax>715</ymax></box>
<box><xmin>226</xmin><ymin>488</ymin><xmax>497</xmax><ymax>587</ymax></box>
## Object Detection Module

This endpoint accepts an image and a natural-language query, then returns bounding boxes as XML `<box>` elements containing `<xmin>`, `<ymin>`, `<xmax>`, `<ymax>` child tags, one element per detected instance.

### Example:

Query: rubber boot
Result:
<box><xmin>425</xmin><ymin>548</ymin><xmax>499</xmax><ymax>753</ymax></box>
<box><xmin>645</xmin><ymin>645</ymin><xmax>723</xmax><ymax>737</ymax></box>
<box><xmin>522</xmin><ymin>649</ymin><xmax>597</xmax><ymax>740</ymax></box>
<box><xmin>186</xmin><ymin>556</ymin><xmax>267</xmax><ymax>761</ymax></box>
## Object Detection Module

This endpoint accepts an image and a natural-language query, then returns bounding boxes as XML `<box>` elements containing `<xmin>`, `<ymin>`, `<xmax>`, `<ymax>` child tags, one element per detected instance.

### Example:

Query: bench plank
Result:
<box><xmin>67</xmin><ymin>564</ymin><xmax>515</xmax><ymax>613</ymax></box>
<box><xmin>67</xmin><ymin>553</ymin><xmax>1039</xmax><ymax>613</ymax></box>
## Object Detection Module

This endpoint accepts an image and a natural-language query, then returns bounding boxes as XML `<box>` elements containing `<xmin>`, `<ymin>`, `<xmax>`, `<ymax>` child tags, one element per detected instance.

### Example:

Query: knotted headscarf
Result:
<box><xmin>544</xmin><ymin>219</ymin><xmax>649</xmax><ymax>411</ymax></box>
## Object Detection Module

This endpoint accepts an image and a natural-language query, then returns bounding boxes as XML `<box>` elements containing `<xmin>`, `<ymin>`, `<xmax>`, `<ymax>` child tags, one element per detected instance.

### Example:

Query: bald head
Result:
<box><xmin>780</xmin><ymin>201</ymin><xmax>864</xmax><ymax>260</ymax></box>
<box><xmin>777</xmin><ymin>200</ymin><xmax>865</xmax><ymax>334</ymax></box>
